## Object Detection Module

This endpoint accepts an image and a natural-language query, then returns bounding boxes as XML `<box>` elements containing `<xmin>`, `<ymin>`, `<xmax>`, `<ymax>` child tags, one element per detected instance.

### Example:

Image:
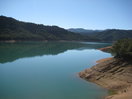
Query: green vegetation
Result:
<box><xmin>111</xmin><ymin>38</ymin><xmax>132</xmax><ymax>60</ymax></box>
<box><xmin>91</xmin><ymin>29</ymin><xmax>132</xmax><ymax>42</ymax></box>
<box><xmin>68</xmin><ymin>28</ymin><xmax>132</xmax><ymax>42</ymax></box>
<box><xmin>1</xmin><ymin>16</ymin><xmax>132</xmax><ymax>42</ymax></box>
<box><xmin>0</xmin><ymin>16</ymin><xmax>99</xmax><ymax>41</ymax></box>
<box><xmin>68</xmin><ymin>28</ymin><xmax>101</xmax><ymax>35</ymax></box>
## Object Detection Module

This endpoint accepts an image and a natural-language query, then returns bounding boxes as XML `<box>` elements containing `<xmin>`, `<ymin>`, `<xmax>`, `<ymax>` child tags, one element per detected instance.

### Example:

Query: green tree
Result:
<box><xmin>111</xmin><ymin>38</ymin><xmax>132</xmax><ymax>60</ymax></box>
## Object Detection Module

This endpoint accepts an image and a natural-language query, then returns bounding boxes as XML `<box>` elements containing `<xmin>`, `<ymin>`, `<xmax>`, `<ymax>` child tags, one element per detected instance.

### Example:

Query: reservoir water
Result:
<box><xmin>0</xmin><ymin>42</ymin><xmax>111</xmax><ymax>99</ymax></box>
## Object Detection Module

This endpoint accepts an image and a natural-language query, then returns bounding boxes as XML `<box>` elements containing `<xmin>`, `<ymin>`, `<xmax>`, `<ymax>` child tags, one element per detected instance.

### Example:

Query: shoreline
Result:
<box><xmin>96</xmin><ymin>57</ymin><xmax>113</xmax><ymax>64</ymax></box>
<box><xmin>79</xmin><ymin>57</ymin><xmax>132</xmax><ymax>99</ymax></box>
<box><xmin>0</xmin><ymin>40</ymin><xmax>113</xmax><ymax>43</ymax></box>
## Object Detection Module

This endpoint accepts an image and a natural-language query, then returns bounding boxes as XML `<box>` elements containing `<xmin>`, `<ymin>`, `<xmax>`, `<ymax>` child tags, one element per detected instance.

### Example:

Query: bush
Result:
<box><xmin>111</xmin><ymin>38</ymin><xmax>132</xmax><ymax>60</ymax></box>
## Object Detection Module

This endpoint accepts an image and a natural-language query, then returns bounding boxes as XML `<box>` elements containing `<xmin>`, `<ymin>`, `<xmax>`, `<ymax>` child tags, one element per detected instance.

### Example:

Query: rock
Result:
<box><xmin>79</xmin><ymin>58</ymin><xmax>132</xmax><ymax>99</ymax></box>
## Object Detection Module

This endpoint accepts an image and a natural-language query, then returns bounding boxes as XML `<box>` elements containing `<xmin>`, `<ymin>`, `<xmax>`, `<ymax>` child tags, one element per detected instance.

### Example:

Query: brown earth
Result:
<box><xmin>96</xmin><ymin>57</ymin><xmax>113</xmax><ymax>64</ymax></box>
<box><xmin>98</xmin><ymin>46</ymin><xmax>112</xmax><ymax>52</ymax></box>
<box><xmin>79</xmin><ymin>58</ymin><xmax>132</xmax><ymax>99</ymax></box>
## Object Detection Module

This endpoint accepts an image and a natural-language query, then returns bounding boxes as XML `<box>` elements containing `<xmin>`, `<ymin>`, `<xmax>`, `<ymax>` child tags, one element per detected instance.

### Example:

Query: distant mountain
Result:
<box><xmin>68</xmin><ymin>28</ymin><xmax>132</xmax><ymax>42</ymax></box>
<box><xmin>68</xmin><ymin>28</ymin><xmax>102</xmax><ymax>35</ymax></box>
<box><xmin>1</xmin><ymin>16</ymin><xmax>132</xmax><ymax>42</ymax></box>
<box><xmin>90</xmin><ymin>29</ymin><xmax>132</xmax><ymax>42</ymax></box>
<box><xmin>0</xmin><ymin>16</ymin><xmax>99</xmax><ymax>41</ymax></box>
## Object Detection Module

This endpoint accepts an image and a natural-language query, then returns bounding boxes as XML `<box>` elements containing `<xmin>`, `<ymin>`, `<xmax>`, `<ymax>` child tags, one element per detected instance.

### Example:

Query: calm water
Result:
<box><xmin>0</xmin><ymin>42</ymin><xmax>112</xmax><ymax>99</ymax></box>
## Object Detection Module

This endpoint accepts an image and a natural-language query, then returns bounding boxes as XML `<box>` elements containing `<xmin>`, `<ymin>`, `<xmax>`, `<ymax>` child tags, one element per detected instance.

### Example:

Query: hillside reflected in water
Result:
<box><xmin>0</xmin><ymin>42</ymin><xmax>112</xmax><ymax>99</ymax></box>
<box><xmin>0</xmin><ymin>42</ymin><xmax>111</xmax><ymax>63</ymax></box>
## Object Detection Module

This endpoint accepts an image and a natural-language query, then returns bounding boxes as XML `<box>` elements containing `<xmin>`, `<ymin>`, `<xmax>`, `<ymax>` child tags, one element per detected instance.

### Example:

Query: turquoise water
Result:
<box><xmin>0</xmin><ymin>42</ymin><xmax>111</xmax><ymax>99</ymax></box>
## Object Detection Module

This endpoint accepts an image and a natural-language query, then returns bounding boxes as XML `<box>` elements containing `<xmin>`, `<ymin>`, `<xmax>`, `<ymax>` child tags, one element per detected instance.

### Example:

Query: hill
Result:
<box><xmin>68</xmin><ymin>28</ymin><xmax>102</xmax><ymax>35</ymax></box>
<box><xmin>1</xmin><ymin>16</ymin><xmax>132</xmax><ymax>42</ymax></box>
<box><xmin>68</xmin><ymin>28</ymin><xmax>132</xmax><ymax>42</ymax></box>
<box><xmin>89</xmin><ymin>29</ymin><xmax>132</xmax><ymax>42</ymax></box>
<box><xmin>0</xmin><ymin>16</ymin><xmax>99</xmax><ymax>41</ymax></box>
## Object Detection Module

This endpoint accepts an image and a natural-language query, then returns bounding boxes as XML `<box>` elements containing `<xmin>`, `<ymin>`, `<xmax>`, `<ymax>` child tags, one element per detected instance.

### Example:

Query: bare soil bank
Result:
<box><xmin>98</xmin><ymin>46</ymin><xmax>112</xmax><ymax>52</ymax></box>
<box><xmin>79</xmin><ymin>58</ymin><xmax>132</xmax><ymax>99</ymax></box>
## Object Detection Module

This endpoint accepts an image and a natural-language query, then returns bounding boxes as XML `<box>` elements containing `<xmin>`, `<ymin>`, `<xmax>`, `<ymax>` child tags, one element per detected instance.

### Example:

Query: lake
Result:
<box><xmin>0</xmin><ymin>42</ymin><xmax>112</xmax><ymax>99</ymax></box>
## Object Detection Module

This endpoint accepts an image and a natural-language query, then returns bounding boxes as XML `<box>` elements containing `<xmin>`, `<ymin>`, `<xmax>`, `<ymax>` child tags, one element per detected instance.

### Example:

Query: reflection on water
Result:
<box><xmin>0</xmin><ymin>42</ymin><xmax>111</xmax><ymax>99</ymax></box>
<box><xmin>0</xmin><ymin>42</ymin><xmax>111</xmax><ymax>63</ymax></box>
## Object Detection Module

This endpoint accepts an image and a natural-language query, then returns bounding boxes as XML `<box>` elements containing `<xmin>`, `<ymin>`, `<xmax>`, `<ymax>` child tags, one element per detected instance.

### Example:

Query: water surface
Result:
<box><xmin>0</xmin><ymin>42</ymin><xmax>111</xmax><ymax>99</ymax></box>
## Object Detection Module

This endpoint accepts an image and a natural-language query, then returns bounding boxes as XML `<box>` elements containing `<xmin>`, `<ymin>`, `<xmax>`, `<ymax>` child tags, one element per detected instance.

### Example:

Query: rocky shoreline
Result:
<box><xmin>79</xmin><ymin>57</ymin><xmax>132</xmax><ymax>99</ymax></box>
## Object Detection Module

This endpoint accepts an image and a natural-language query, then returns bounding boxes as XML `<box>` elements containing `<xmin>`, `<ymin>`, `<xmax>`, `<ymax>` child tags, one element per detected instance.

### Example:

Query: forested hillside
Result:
<box><xmin>68</xmin><ymin>28</ymin><xmax>132</xmax><ymax>42</ymax></box>
<box><xmin>0</xmin><ymin>16</ymin><xmax>98</xmax><ymax>41</ymax></box>
<box><xmin>90</xmin><ymin>29</ymin><xmax>132</xmax><ymax>42</ymax></box>
<box><xmin>1</xmin><ymin>16</ymin><xmax>132</xmax><ymax>42</ymax></box>
<box><xmin>68</xmin><ymin>28</ymin><xmax>101</xmax><ymax>35</ymax></box>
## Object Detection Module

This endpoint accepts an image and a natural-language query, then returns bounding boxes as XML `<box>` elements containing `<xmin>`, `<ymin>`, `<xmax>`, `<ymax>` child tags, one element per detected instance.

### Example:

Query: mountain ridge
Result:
<box><xmin>0</xmin><ymin>16</ymin><xmax>99</xmax><ymax>41</ymax></box>
<box><xmin>68</xmin><ymin>28</ymin><xmax>132</xmax><ymax>41</ymax></box>
<box><xmin>1</xmin><ymin>16</ymin><xmax>132</xmax><ymax>42</ymax></box>
<box><xmin>68</xmin><ymin>28</ymin><xmax>102</xmax><ymax>35</ymax></box>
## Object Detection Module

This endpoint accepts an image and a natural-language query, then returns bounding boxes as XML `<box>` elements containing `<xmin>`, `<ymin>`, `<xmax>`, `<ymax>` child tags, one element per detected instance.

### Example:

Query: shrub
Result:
<box><xmin>111</xmin><ymin>38</ymin><xmax>132</xmax><ymax>60</ymax></box>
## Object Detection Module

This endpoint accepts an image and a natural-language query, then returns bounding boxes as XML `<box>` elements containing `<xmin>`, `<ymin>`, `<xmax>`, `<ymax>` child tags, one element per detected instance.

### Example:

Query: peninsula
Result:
<box><xmin>79</xmin><ymin>39</ymin><xmax>132</xmax><ymax>99</ymax></box>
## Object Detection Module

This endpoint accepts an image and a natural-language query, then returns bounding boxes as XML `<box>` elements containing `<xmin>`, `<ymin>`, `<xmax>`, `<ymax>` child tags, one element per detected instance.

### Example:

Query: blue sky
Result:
<box><xmin>0</xmin><ymin>0</ymin><xmax>132</xmax><ymax>29</ymax></box>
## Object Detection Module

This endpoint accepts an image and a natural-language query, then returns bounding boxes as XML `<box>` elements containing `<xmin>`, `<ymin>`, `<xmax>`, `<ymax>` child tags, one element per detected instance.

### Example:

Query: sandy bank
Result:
<box><xmin>79</xmin><ymin>58</ymin><xmax>132</xmax><ymax>99</ymax></box>
<box><xmin>96</xmin><ymin>57</ymin><xmax>113</xmax><ymax>64</ymax></box>
<box><xmin>98</xmin><ymin>46</ymin><xmax>112</xmax><ymax>52</ymax></box>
